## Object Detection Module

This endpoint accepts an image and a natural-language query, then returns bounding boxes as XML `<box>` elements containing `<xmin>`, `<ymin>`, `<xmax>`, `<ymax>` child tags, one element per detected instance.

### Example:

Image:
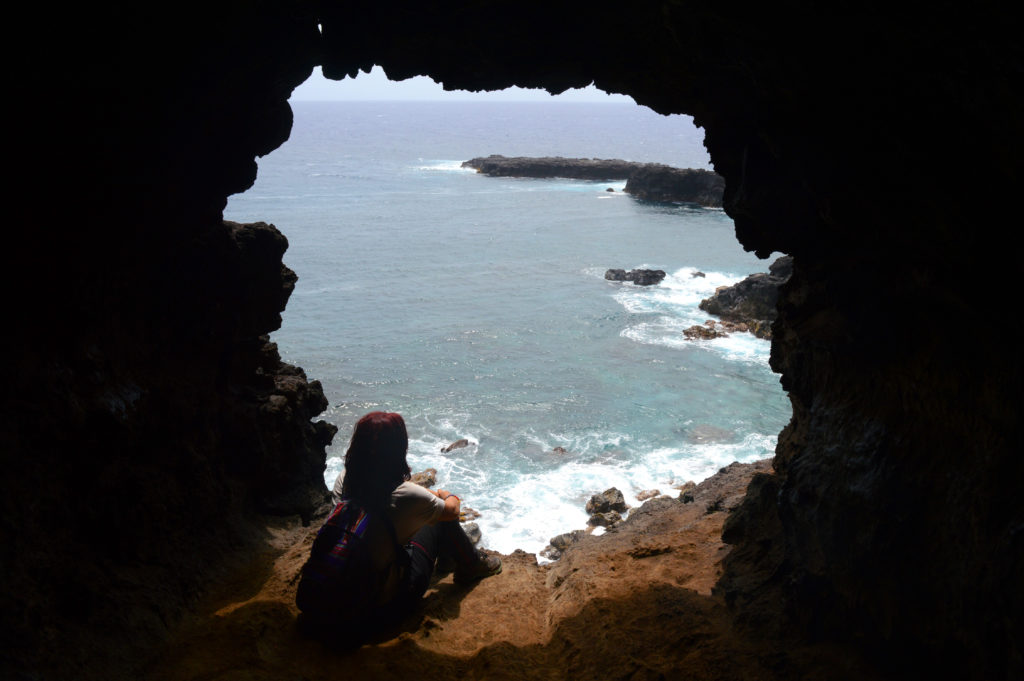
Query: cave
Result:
<box><xmin>5</xmin><ymin>2</ymin><xmax>1021</xmax><ymax>680</ymax></box>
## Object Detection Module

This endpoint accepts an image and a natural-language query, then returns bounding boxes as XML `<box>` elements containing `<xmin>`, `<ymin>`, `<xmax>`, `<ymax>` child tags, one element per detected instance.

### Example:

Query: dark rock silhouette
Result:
<box><xmin>624</xmin><ymin>165</ymin><xmax>725</xmax><ymax>207</ymax></box>
<box><xmin>586</xmin><ymin>487</ymin><xmax>628</xmax><ymax>515</ymax></box>
<box><xmin>462</xmin><ymin>155</ymin><xmax>639</xmax><ymax>180</ymax></box>
<box><xmin>604</xmin><ymin>268</ymin><xmax>667</xmax><ymax>286</ymax></box>
<box><xmin>463</xmin><ymin>155</ymin><xmax>724</xmax><ymax>206</ymax></box>
<box><xmin>441</xmin><ymin>438</ymin><xmax>471</xmax><ymax>453</ymax></box>
<box><xmin>698</xmin><ymin>255</ymin><xmax>793</xmax><ymax>339</ymax></box>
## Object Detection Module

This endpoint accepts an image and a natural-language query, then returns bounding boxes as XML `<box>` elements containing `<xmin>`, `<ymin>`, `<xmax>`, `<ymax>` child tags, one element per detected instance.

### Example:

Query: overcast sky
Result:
<box><xmin>290</xmin><ymin>66</ymin><xmax>634</xmax><ymax>103</ymax></box>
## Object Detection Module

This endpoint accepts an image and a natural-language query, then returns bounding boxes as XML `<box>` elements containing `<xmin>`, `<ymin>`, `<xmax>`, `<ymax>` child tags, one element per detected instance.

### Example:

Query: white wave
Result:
<box><xmin>415</xmin><ymin>160</ymin><xmax>477</xmax><ymax>172</ymax></box>
<box><xmin>610</xmin><ymin>266</ymin><xmax>772</xmax><ymax>364</ymax></box>
<box><xmin>471</xmin><ymin>430</ymin><xmax>776</xmax><ymax>559</ymax></box>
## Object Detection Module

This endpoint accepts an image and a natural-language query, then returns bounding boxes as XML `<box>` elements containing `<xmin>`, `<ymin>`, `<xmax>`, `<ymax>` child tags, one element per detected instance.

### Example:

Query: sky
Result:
<box><xmin>290</xmin><ymin>65</ymin><xmax>634</xmax><ymax>103</ymax></box>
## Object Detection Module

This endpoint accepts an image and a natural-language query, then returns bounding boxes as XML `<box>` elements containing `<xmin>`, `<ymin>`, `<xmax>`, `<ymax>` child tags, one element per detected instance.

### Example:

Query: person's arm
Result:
<box><xmin>434</xmin><ymin>489</ymin><xmax>461</xmax><ymax>522</ymax></box>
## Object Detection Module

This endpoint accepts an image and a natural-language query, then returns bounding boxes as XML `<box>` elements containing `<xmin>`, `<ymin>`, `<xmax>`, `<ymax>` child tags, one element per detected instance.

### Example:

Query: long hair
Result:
<box><xmin>340</xmin><ymin>412</ymin><xmax>411</xmax><ymax>509</ymax></box>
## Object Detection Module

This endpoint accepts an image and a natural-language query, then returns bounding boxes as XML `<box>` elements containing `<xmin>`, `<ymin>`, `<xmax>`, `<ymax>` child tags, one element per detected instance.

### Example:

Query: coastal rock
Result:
<box><xmin>624</xmin><ymin>164</ymin><xmax>725</xmax><ymax>207</ymax></box>
<box><xmin>410</xmin><ymin>468</ymin><xmax>437</xmax><ymax>488</ymax></box>
<box><xmin>463</xmin><ymin>522</ymin><xmax>482</xmax><ymax>545</ymax></box>
<box><xmin>637</xmin><ymin>489</ymin><xmax>661</xmax><ymax>502</ymax></box>
<box><xmin>587</xmin><ymin>510</ymin><xmax>622</xmax><ymax>528</ymax></box>
<box><xmin>586</xmin><ymin>487</ymin><xmax>628</xmax><ymax>515</ymax></box>
<box><xmin>540</xmin><ymin>529</ymin><xmax>586</xmax><ymax>561</ymax></box>
<box><xmin>460</xmin><ymin>507</ymin><xmax>481</xmax><ymax>521</ymax></box>
<box><xmin>461</xmin><ymin>156</ymin><xmax>724</xmax><ymax>207</ymax></box>
<box><xmin>683</xmin><ymin>323</ymin><xmax>729</xmax><ymax>340</ymax></box>
<box><xmin>698</xmin><ymin>255</ymin><xmax>793</xmax><ymax>339</ymax></box>
<box><xmin>604</xmin><ymin>268</ymin><xmax>666</xmax><ymax>286</ymax></box>
<box><xmin>441</xmin><ymin>438</ymin><xmax>470</xmax><ymax>453</ymax></box>
<box><xmin>678</xmin><ymin>481</ymin><xmax>698</xmax><ymax>503</ymax></box>
<box><xmin>462</xmin><ymin>155</ymin><xmax>639</xmax><ymax>180</ymax></box>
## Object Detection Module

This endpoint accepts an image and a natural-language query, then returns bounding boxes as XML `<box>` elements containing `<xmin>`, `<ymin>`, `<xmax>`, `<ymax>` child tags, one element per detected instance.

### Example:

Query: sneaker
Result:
<box><xmin>453</xmin><ymin>552</ymin><xmax>503</xmax><ymax>585</ymax></box>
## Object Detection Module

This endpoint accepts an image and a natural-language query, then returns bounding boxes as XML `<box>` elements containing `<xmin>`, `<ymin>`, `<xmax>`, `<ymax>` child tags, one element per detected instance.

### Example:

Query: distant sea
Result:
<box><xmin>225</xmin><ymin>100</ymin><xmax>789</xmax><ymax>558</ymax></box>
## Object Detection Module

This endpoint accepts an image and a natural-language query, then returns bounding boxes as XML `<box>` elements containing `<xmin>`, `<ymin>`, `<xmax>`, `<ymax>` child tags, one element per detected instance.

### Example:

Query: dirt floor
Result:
<box><xmin>141</xmin><ymin>460</ymin><xmax>880</xmax><ymax>681</ymax></box>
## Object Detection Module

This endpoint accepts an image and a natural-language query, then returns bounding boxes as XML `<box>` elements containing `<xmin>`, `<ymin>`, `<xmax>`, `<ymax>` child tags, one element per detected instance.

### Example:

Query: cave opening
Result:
<box><xmin>224</xmin><ymin>66</ymin><xmax>791</xmax><ymax>557</ymax></box>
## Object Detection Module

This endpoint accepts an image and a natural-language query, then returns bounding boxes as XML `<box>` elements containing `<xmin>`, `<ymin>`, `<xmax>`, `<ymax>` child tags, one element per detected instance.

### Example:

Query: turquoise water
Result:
<box><xmin>226</xmin><ymin>101</ymin><xmax>789</xmax><ymax>556</ymax></box>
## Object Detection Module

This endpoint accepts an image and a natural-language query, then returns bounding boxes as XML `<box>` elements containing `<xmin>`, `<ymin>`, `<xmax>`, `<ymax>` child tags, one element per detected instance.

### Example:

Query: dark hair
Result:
<box><xmin>340</xmin><ymin>411</ymin><xmax>411</xmax><ymax>508</ymax></box>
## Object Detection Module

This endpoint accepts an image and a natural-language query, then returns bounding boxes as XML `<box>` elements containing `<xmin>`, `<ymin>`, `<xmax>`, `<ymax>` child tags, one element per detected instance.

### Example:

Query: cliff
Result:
<box><xmin>7</xmin><ymin>2</ymin><xmax>1023</xmax><ymax>680</ymax></box>
<box><xmin>463</xmin><ymin>154</ymin><xmax>725</xmax><ymax>206</ymax></box>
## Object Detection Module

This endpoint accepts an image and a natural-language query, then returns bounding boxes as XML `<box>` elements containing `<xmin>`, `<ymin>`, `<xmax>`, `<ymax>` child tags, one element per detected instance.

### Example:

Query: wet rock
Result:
<box><xmin>698</xmin><ymin>255</ymin><xmax>793</xmax><ymax>339</ymax></box>
<box><xmin>683</xmin><ymin>323</ymin><xmax>729</xmax><ymax>340</ymax></box>
<box><xmin>541</xmin><ymin>529</ymin><xmax>585</xmax><ymax>561</ymax></box>
<box><xmin>460</xmin><ymin>507</ymin><xmax>481</xmax><ymax>521</ymax></box>
<box><xmin>637</xmin><ymin>489</ymin><xmax>661</xmax><ymax>502</ymax></box>
<box><xmin>587</xmin><ymin>510</ymin><xmax>622</xmax><ymax>527</ymax></box>
<box><xmin>678</xmin><ymin>481</ymin><xmax>698</xmax><ymax>504</ymax></box>
<box><xmin>551</xmin><ymin>446</ymin><xmax>568</xmax><ymax>454</ymax></box>
<box><xmin>410</xmin><ymin>468</ymin><xmax>437</xmax><ymax>488</ymax></box>
<box><xmin>692</xmin><ymin>271</ymin><xmax>706</xmax><ymax>278</ymax></box>
<box><xmin>604</xmin><ymin>268</ymin><xmax>666</xmax><ymax>286</ymax></box>
<box><xmin>463</xmin><ymin>522</ymin><xmax>482</xmax><ymax>545</ymax></box>
<box><xmin>441</xmin><ymin>438</ymin><xmax>470</xmax><ymax>453</ymax></box>
<box><xmin>586</xmin><ymin>487</ymin><xmax>628</xmax><ymax>514</ymax></box>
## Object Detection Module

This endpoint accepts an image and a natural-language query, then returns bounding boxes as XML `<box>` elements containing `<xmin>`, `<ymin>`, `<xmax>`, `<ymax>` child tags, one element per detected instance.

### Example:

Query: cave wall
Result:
<box><xmin>5</xmin><ymin>1</ymin><xmax>1022</xmax><ymax>678</ymax></box>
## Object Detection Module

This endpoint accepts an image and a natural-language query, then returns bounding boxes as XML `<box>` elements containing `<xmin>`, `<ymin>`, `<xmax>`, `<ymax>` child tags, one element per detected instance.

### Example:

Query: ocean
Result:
<box><xmin>225</xmin><ymin>100</ymin><xmax>789</xmax><ymax>558</ymax></box>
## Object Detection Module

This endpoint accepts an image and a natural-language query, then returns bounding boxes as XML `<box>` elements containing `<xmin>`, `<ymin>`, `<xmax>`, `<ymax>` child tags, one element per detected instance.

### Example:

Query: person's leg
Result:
<box><xmin>436</xmin><ymin>520</ymin><xmax>481</xmax><ymax>570</ymax></box>
<box><xmin>435</xmin><ymin>521</ymin><xmax>503</xmax><ymax>584</ymax></box>
<box><xmin>403</xmin><ymin>523</ymin><xmax>441</xmax><ymax>601</ymax></box>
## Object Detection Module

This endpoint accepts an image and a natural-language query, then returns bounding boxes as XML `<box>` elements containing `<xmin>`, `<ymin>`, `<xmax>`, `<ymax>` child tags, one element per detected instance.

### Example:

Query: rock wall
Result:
<box><xmin>7</xmin><ymin>2</ymin><xmax>1023</xmax><ymax>679</ymax></box>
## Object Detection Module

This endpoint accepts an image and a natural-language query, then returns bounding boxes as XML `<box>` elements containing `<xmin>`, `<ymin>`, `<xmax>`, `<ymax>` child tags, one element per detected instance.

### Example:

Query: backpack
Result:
<box><xmin>295</xmin><ymin>498</ymin><xmax>407</xmax><ymax>627</ymax></box>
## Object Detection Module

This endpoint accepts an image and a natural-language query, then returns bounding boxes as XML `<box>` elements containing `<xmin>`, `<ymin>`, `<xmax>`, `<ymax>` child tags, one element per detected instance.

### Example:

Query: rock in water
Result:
<box><xmin>586</xmin><ymin>487</ymin><xmax>628</xmax><ymax>514</ymax></box>
<box><xmin>623</xmin><ymin>165</ymin><xmax>725</xmax><ymax>207</ymax></box>
<box><xmin>410</xmin><ymin>468</ymin><xmax>437</xmax><ymax>488</ymax></box>
<box><xmin>441</xmin><ymin>438</ymin><xmax>470</xmax><ymax>453</ymax></box>
<box><xmin>698</xmin><ymin>255</ymin><xmax>793</xmax><ymax>339</ymax></box>
<box><xmin>588</xmin><ymin>510</ymin><xmax>622</xmax><ymax>527</ymax></box>
<box><xmin>604</xmin><ymin>268</ymin><xmax>666</xmax><ymax>286</ymax></box>
<box><xmin>463</xmin><ymin>522</ymin><xmax>482</xmax><ymax>545</ymax></box>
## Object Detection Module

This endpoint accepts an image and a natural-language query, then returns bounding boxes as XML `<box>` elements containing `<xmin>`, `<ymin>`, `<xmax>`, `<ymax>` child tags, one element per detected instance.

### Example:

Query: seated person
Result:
<box><xmin>297</xmin><ymin>411</ymin><xmax>501</xmax><ymax>637</ymax></box>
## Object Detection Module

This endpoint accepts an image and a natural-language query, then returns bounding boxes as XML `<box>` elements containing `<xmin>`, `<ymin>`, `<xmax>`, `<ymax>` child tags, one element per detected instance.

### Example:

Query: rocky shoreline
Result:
<box><xmin>462</xmin><ymin>155</ymin><xmax>725</xmax><ymax>207</ymax></box>
<box><xmin>689</xmin><ymin>255</ymin><xmax>793</xmax><ymax>340</ymax></box>
<box><xmin>142</xmin><ymin>458</ymin><xmax>881</xmax><ymax>681</ymax></box>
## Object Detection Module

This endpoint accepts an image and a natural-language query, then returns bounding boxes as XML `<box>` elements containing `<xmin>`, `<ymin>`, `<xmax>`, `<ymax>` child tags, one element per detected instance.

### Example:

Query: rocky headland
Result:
<box><xmin>696</xmin><ymin>255</ymin><xmax>793</xmax><ymax>339</ymax></box>
<box><xmin>462</xmin><ymin>155</ymin><xmax>725</xmax><ymax>207</ymax></box>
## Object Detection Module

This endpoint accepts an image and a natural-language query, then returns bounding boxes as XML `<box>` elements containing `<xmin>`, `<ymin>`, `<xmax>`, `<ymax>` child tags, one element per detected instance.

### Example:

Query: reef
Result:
<box><xmin>6</xmin><ymin>2</ymin><xmax>1022</xmax><ymax>680</ymax></box>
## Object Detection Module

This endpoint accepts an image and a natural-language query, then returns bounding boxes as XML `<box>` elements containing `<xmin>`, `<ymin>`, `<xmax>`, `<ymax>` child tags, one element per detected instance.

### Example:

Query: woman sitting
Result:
<box><xmin>297</xmin><ymin>411</ymin><xmax>501</xmax><ymax>638</ymax></box>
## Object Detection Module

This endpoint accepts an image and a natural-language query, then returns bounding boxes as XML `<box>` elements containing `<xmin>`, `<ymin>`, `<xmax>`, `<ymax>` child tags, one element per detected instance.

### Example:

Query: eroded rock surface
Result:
<box><xmin>9</xmin><ymin>2</ymin><xmax>1023</xmax><ymax>680</ymax></box>
<box><xmin>698</xmin><ymin>255</ymin><xmax>792</xmax><ymax>339</ymax></box>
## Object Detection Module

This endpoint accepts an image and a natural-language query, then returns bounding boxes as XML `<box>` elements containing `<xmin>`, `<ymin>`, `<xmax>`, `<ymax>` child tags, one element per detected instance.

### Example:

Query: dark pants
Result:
<box><xmin>403</xmin><ymin>520</ymin><xmax>479</xmax><ymax>601</ymax></box>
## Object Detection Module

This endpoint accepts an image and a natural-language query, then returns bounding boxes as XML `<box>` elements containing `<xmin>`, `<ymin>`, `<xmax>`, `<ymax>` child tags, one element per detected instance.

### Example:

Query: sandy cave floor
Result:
<box><xmin>141</xmin><ymin>460</ymin><xmax>880</xmax><ymax>681</ymax></box>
